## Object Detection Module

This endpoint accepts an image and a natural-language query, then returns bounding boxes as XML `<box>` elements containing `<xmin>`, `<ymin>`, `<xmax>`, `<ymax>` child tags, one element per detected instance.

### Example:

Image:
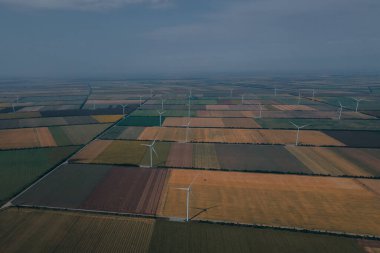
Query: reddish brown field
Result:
<box><xmin>80</xmin><ymin>167</ymin><xmax>169</xmax><ymax>215</ymax></box>
<box><xmin>166</xmin><ymin>143</ymin><xmax>193</xmax><ymax>167</ymax></box>
<box><xmin>158</xmin><ymin>169</ymin><xmax>380</xmax><ymax>236</ymax></box>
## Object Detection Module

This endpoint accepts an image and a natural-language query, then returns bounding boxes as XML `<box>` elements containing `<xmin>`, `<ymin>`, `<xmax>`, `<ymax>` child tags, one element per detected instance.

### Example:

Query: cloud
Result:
<box><xmin>0</xmin><ymin>0</ymin><xmax>171</xmax><ymax>10</ymax></box>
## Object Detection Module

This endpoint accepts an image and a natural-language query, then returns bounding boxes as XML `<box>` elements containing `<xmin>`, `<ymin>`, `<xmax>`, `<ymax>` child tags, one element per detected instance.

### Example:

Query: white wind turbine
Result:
<box><xmin>241</xmin><ymin>94</ymin><xmax>245</xmax><ymax>105</ymax></box>
<box><xmin>181</xmin><ymin>119</ymin><xmax>192</xmax><ymax>143</ymax></box>
<box><xmin>139</xmin><ymin>96</ymin><xmax>143</xmax><ymax>106</ymax></box>
<box><xmin>11</xmin><ymin>103</ymin><xmax>15</xmax><ymax>113</ymax></box>
<box><xmin>141</xmin><ymin>140</ymin><xmax>158</xmax><ymax>168</ymax></box>
<box><xmin>229</xmin><ymin>88</ymin><xmax>233</xmax><ymax>97</ymax></box>
<box><xmin>352</xmin><ymin>98</ymin><xmax>363</xmax><ymax>112</ymax></box>
<box><xmin>337</xmin><ymin>101</ymin><xmax>343</xmax><ymax>120</ymax></box>
<box><xmin>120</xmin><ymin>104</ymin><xmax>128</xmax><ymax>116</ymax></box>
<box><xmin>257</xmin><ymin>102</ymin><xmax>263</xmax><ymax>118</ymax></box>
<box><xmin>187</xmin><ymin>95</ymin><xmax>191</xmax><ymax>118</ymax></box>
<box><xmin>161</xmin><ymin>98</ymin><xmax>165</xmax><ymax>111</ymax></box>
<box><xmin>274</xmin><ymin>87</ymin><xmax>277</xmax><ymax>97</ymax></box>
<box><xmin>290</xmin><ymin>121</ymin><xmax>310</xmax><ymax>146</ymax></box>
<box><xmin>176</xmin><ymin>174</ymin><xmax>200</xmax><ymax>222</ymax></box>
<box><xmin>157</xmin><ymin>110</ymin><xmax>165</xmax><ymax>127</ymax></box>
<box><xmin>312</xmin><ymin>89</ymin><xmax>316</xmax><ymax>100</ymax></box>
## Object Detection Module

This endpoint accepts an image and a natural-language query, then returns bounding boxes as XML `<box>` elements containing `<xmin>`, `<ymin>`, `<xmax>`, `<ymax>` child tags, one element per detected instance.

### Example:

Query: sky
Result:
<box><xmin>0</xmin><ymin>0</ymin><xmax>379</xmax><ymax>78</ymax></box>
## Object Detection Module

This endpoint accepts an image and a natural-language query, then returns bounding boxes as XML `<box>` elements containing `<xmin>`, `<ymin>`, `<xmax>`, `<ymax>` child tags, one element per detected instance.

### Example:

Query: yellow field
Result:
<box><xmin>91</xmin><ymin>115</ymin><xmax>123</xmax><ymax>123</ymax></box>
<box><xmin>158</xmin><ymin>169</ymin><xmax>380</xmax><ymax>236</ymax></box>
<box><xmin>70</xmin><ymin>139</ymin><xmax>113</xmax><ymax>163</ymax></box>
<box><xmin>137</xmin><ymin>127</ymin><xmax>344</xmax><ymax>146</ymax></box>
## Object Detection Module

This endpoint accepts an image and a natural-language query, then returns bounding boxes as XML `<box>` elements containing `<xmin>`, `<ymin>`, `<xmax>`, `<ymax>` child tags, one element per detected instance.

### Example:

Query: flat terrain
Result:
<box><xmin>158</xmin><ymin>169</ymin><xmax>380</xmax><ymax>236</ymax></box>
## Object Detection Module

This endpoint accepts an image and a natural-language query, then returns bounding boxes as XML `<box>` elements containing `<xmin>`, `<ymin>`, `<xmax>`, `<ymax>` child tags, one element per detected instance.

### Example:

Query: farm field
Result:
<box><xmin>13</xmin><ymin>164</ymin><xmax>169</xmax><ymax>215</ymax></box>
<box><xmin>0</xmin><ymin>146</ymin><xmax>79</xmax><ymax>205</ymax></box>
<box><xmin>158</xmin><ymin>169</ymin><xmax>380</xmax><ymax>236</ymax></box>
<box><xmin>255</xmin><ymin>118</ymin><xmax>380</xmax><ymax>131</ymax></box>
<box><xmin>148</xmin><ymin>220</ymin><xmax>374</xmax><ymax>253</ymax></box>
<box><xmin>0</xmin><ymin>208</ymin><xmax>154</xmax><ymax>253</ymax></box>
<box><xmin>2</xmin><ymin>77</ymin><xmax>380</xmax><ymax>250</ymax></box>
<box><xmin>286</xmin><ymin>146</ymin><xmax>380</xmax><ymax>177</ymax></box>
<box><xmin>162</xmin><ymin>117</ymin><xmax>261</xmax><ymax>128</ymax></box>
<box><xmin>137</xmin><ymin>127</ymin><xmax>345</xmax><ymax>146</ymax></box>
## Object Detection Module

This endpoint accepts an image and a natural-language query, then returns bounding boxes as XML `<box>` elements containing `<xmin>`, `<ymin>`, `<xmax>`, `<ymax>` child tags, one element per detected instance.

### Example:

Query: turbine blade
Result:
<box><xmin>152</xmin><ymin>147</ymin><xmax>159</xmax><ymax>158</ymax></box>
<box><xmin>289</xmin><ymin>121</ymin><xmax>298</xmax><ymax>128</ymax></box>
<box><xmin>300</xmin><ymin>124</ymin><xmax>310</xmax><ymax>129</ymax></box>
<box><xmin>175</xmin><ymin>187</ymin><xmax>189</xmax><ymax>191</ymax></box>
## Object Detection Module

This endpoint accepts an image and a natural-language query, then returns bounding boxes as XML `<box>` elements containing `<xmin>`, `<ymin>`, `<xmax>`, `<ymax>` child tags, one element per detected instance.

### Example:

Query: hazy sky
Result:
<box><xmin>0</xmin><ymin>0</ymin><xmax>379</xmax><ymax>78</ymax></box>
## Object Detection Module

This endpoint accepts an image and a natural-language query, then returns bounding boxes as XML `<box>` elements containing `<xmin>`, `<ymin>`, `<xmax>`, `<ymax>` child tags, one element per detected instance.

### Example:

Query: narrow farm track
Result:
<box><xmin>0</xmin><ymin>97</ymin><xmax>148</xmax><ymax>210</ymax></box>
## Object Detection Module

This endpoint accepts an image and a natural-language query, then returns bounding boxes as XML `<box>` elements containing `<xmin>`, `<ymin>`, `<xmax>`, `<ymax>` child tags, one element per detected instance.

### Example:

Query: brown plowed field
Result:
<box><xmin>193</xmin><ymin>143</ymin><xmax>220</xmax><ymax>169</ymax></box>
<box><xmin>286</xmin><ymin>146</ymin><xmax>380</xmax><ymax>176</ymax></box>
<box><xmin>70</xmin><ymin>140</ymin><xmax>113</xmax><ymax>163</ymax></box>
<box><xmin>137</xmin><ymin>127</ymin><xmax>344</xmax><ymax>146</ymax></box>
<box><xmin>80</xmin><ymin>167</ymin><xmax>169</xmax><ymax>215</ymax></box>
<box><xmin>158</xmin><ymin>169</ymin><xmax>380</xmax><ymax>236</ymax></box>
<box><xmin>222</xmin><ymin>118</ymin><xmax>261</xmax><ymax>128</ymax></box>
<box><xmin>0</xmin><ymin>127</ymin><xmax>57</xmax><ymax>149</ymax></box>
<box><xmin>166</xmin><ymin>143</ymin><xmax>193</xmax><ymax>167</ymax></box>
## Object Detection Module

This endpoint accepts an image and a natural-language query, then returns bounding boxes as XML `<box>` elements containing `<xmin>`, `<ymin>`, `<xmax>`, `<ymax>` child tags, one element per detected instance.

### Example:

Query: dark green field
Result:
<box><xmin>0</xmin><ymin>146</ymin><xmax>79</xmax><ymax>205</ymax></box>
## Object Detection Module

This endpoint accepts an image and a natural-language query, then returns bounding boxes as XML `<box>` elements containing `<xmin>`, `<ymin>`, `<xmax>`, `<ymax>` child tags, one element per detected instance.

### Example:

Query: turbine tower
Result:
<box><xmin>290</xmin><ymin>121</ymin><xmax>309</xmax><ymax>146</ymax></box>
<box><xmin>182</xmin><ymin>119</ymin><xmax>192</xmax><ymax>143</ymax></box>
<box><xmin>298</xmin><ymin>90</ymin><xmax>301</xmax><ymax>105</ymax></box>
<box><xmin>352</xmin><ymin>98</ymin><xmax>363</xmax><ymax>112</ymax></box>
<box><xmin>157</xmin><ymin>110</ymin><xmax>165</xmax><ymax>127</ymax></box>
<box><xmin>258</xmin><ymin>102</ymin><xmax>263</xmax><ymax>118</ymax></box>
<box><xmin>120</xmin><ymin>104</ymin><xmax>128</xmax><ymax>116</ymax></box>
<box><xmin>139</xmin><ymin>96</ymin><xmax>143</xmax><ymax>107</ymax></box>
<box><xmin>176</xmin><ymin>174</ymin><xmax>200</xmax><ymax>222</ymax></box>
<box><xmin>338</xmin><ymin>101</ymin><xmax>343</xmax><ymax>120</ymax></box>
<box><xmin>241</xmin><ymin>94</ymin><xmax>245</xmax><ymax>105</ymax></box>
<box><xmin>187</xmin><ymin>95</ymin><xmax>191</xmax><ymax>118</ymax></box>
<box><xmin>141</xmin><ymin>140</ymin><xmax>158</xmax><ymax>168</ymax></box>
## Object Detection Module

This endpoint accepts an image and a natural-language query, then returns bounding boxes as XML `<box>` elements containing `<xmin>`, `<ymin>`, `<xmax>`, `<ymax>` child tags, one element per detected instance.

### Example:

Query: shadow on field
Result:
<box><xmin>190</xmin><ymin>205</ymin><xmax>219</xmax><ymax>220</ymax></box>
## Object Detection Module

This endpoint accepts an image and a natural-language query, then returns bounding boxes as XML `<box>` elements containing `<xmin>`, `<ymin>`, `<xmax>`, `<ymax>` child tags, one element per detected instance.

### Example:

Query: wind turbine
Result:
<box><xmin>274</xmin><ymin>87</ymin><xmax>277</xmax><ymax>97</ymax></box>
<box><xmin>157</xmin><ymin>110</ymin><xmax>165</xmax><ymax>127</ymax></box>
<box><xmin>182</xmin><ymin>119</ymin><xmax>192</xmax><ymax>143</ymax></box>
<box><xmin>229</xmin><ymin>88</ymin><xmax>233</xmax><ymax>97</ymax></box>
<box><xmin>11</xmin><ymin>103</ymin><xmax>15</xmax><ymax>113</ymax></box>
<box><xmin>176</xmin><ymin>174</ymin><xmax>200</xmax><ymax>222</ymax></box>
<box><xmin>161</xmin><ymin>98</ymin><xmax>165</xmax><ymax>111</ymax></box>
<box><xmin>290</xmin><ymin>121</ymin><xmax>309</xmax><ymax>146</ymax></box>
<box><xmin>139</xmin><ymin>96</ymin><xmax>143</xmax><ymax>106</ymax></box>
<box><xmin>120</xmin><ymin>104</ymin><xmax>128</xmax><ymax>116</ymax></box>
<box><xmin>189</xmin><ymin>88</ymin><xmax>192</xmax><ymax>97</ymax></box>
<box><xmin>241</xmin><ymin>94</ymin><xmax>245</xmax><ymax>105</ymax></box>
<box><xmin>258</xmin><ymin>102</ymin><xmax>263</xmax><ymax>118</ymax></box>
<box><xmin>337</xmin><ymin>101</ymin><xmax>343</xmax><ymax>120</ymax></box>
<box><xmin>352</xmin><ymin>98</ymin><xmax>363</xmax><ymax>112</ymax></box>
<box><xmin>187</xmin><ymin>95</ymin><xmax>191</xmax><ymax>118</ymax></box>
<box><xmin>141</xmin><ymin>140</ymin><xmax>158</xmax><ymax>168</ymax></box>
<box><xmin>312</xmin><ymin>89</ymin><xmax>316</xmax><ymax>100</ymax></box>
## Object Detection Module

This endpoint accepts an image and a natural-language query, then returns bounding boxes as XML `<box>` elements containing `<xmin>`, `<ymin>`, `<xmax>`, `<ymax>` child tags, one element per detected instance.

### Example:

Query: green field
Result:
<box><xmin>0</xmin><ymin>146</ymin><xmax>79</xmax><ymax>205</ymax></box>
<box><xmin>49</xmin><ymin>124</ymin><xmax>111</xmax><ymax>145</ymax></box>
<box><xmin>118</xmin><ymin>116</ymin><xmax>163</xmax><ymax>126</ymax></box>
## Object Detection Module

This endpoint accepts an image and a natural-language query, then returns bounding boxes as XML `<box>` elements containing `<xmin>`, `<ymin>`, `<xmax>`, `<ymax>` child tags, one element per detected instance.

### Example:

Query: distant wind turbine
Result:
<box><xmin>298</xmin><ymin>90</ymin><xmax>301</xmax><ymax>105</ymax></box>
<box><xmin>337</xmin><ymin>101</ymin><xmax>343</xmax><ymax>120</ymax></box>
<box><xmin>120</xmin><ymin>104</ymin><xmax>128</xmax><ymax>116</ymax></box>
<box><xmin>352</xmin><ymin>98</ymin><xmax>363</xmax><ymax>112</ymax></box>
<box><xmin>157</xmin><ymin>110</ymin><xmax>165</xmax><ymax>127</ymax></box>
<box><xmin>141</xmin><ymin>140</ymin><xmax>158</xmax><ymax>168</ymax></box>
<box><xmin>241</xmin><ymin>94</ymin><xmax>245</xmax><ymax>105</ymax></box>
<box><xmin>290</xmin><ymin>121</ymin><xmax>310</xmax><ymax>146</ymax></box>
<box><xmin>182</xmin><ymin>119</ymin><xmax>192</xmax><ymax>143</ymax></box>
